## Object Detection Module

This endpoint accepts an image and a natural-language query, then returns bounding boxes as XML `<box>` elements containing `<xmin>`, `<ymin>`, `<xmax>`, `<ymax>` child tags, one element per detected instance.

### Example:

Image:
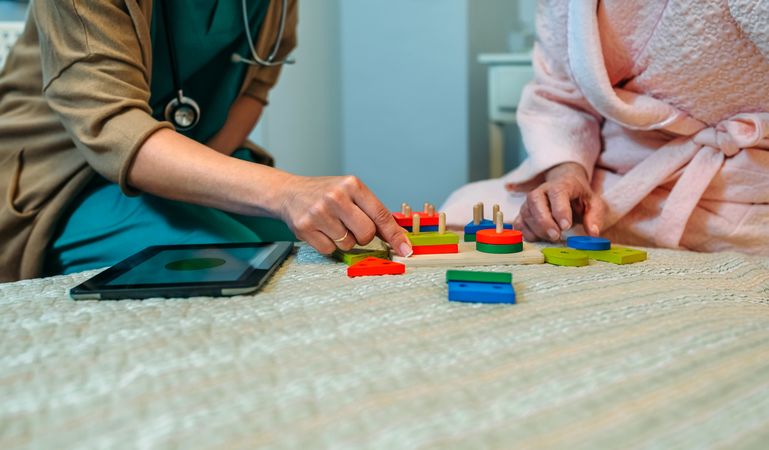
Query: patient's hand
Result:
<box><xmin>512</xmin><ymin>162</ymin><xmax>606</xmax><ymax>242</ymax></box>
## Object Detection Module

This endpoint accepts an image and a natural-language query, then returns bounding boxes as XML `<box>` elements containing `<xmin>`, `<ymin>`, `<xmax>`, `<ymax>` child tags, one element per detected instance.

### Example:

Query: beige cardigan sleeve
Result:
<box><xmin>32</xmin><ymin>0</ymin><xmax>172</xmax><ymax>196</ymax></box>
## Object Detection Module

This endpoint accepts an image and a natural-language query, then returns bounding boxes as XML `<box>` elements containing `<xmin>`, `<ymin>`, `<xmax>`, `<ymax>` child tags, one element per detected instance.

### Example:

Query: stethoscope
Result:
<box><xmin>160</xmin><ymin>0</ymin><xmax>294</xmax><ymax>131</ymax></box>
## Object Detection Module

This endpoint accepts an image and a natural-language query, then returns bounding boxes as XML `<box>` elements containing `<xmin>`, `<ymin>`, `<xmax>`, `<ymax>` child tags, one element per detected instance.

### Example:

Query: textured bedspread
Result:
<box><xmin>2</xmin><ymin>245</ymin><xmax>769</xmax><ymax>449</ymax></box>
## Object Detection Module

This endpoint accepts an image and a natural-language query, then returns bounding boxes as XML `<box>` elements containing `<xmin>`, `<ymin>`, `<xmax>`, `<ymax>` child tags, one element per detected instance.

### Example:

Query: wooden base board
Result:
<box><xmin>393</xmin><ymin>235</ymin><xmax>544</xmax><ymax>267</ymax></box>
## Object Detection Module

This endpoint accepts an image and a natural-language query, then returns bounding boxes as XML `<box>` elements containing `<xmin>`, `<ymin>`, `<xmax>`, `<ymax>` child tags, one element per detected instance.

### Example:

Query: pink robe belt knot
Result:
<box><xmin>603</xmin><ymin>113</ymin><xmax>769</xmax><ymax>248</ymax></box>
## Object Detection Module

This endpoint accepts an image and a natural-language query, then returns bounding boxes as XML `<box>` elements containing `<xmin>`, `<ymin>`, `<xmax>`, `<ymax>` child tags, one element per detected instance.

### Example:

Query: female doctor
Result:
<box><xmin>0</xmin><ymin>0</ymin><xmax>413</xmax><ymax>281</ymax></box>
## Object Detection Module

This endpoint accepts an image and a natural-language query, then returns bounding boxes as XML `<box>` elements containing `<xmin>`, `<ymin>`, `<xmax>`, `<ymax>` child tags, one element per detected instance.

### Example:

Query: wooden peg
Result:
<box><xmin>404</xmin><ymin>204</ymin><xmax>412</xmax><ymax>217</ymax></box>
<box><xmin>427</xmin><ymin>204</ymin><xmax>435</xmax><ymax>216</ymax></box>
<box><xmin>423</xmin><ymin>202</ymin><xmax>430</xmax><ymax>214</ymax></box>
<box><xmin>412</xmin><ymin>213</ymin><xmax>421</xmax><ymax>234</ymax></box>
<box><xmin>439</xmin><ymin>212</ymin><xmax>446</xmax><ymax>234</ymax></box>
<box><xmin>492</xmin><ymin>204</ymin><xmax>500</xmax><ymax>220</ymax></box>
<box><xmin>495</xmin><ymin>211</ymin><xmax>504</xmax><ymax>234</ymax></box>
<box><xmin>401</xmin><ymin>203</ymin><xmax>408</xmax><ymax>215</ymax></box>
<box><xmin>479</xmin><ymin>203</ymin><xmax>485</xmax><ymax>220</ymax></box>
<box><xmin>473</xmin><ymin>203</ymin><xmax>482</xmax><ymax>225</ymax></box>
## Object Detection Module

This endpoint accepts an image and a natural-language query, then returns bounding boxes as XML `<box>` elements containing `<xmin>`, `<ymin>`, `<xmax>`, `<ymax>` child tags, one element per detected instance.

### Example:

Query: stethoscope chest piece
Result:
<box><xmin>164</xmin><ymin>92</ymin><xmax>201</xmax><ymax>131</ymax></box>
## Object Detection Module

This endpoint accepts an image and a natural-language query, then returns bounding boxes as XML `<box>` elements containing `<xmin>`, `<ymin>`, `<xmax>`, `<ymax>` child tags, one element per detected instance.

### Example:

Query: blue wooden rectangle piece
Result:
<box><xmin>448</xmin><ymin>281</ymin><xmax>516</xmax><ymax>304</ymax></box>
<box><xmin>404</xmin><ymin>225</ymin><xmax>439</xmax><ymax>232</ymax></box>
<box><xmin>464</xmin><ymin>219</ymin><xmax>513</xmax><ymax>235</ymax></box>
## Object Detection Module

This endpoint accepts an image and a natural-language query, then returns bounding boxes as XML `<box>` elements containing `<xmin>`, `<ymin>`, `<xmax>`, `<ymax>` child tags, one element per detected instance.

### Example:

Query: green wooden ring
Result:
<box><xmin>476</xmin><ymin>242</ymin><xmax>523</xmax><ymax>254</ymax></box>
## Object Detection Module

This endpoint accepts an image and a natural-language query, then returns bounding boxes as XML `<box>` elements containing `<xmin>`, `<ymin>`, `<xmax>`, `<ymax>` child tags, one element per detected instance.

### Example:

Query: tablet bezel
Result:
<box><xmin>70</xmin><ymin>242</ymin><xmax>294</xmax><ymax>300</ymax></box>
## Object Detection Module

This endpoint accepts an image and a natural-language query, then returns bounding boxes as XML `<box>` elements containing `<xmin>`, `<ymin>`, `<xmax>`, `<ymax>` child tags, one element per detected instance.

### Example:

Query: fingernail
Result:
<box><xmin>590</xmin><ymin>225</ymin><xmax>600</xmax><ymax>236</ymax></box>
<box><xmin>399</xmin><ymin>242</ymin><xmax>413</xmax><ymax>258</ymax></box>
<box><xmin>547</xmin><ymin>229</ymin><xmax>560</xmax><ymax>241</ymax></box>
<box><xmin>559</xmin><ymin>219</ymin><xmax>570</xmax><ymax>230</ymax></box>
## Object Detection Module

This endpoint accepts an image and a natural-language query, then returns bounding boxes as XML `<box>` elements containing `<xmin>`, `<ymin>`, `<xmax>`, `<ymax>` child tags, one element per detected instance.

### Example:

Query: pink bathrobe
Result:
<box><xmin>442</xmin><ymin>0</ymin><xmax>769</xmax><ymax>255</ymax></box>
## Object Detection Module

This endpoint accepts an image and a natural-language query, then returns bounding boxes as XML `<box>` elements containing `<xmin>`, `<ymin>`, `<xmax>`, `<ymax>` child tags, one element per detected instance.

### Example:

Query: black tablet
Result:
<box><xmin>70</xmin><ymin>242</ymin><xmax>294</xmax><ymax>300</ymax></box>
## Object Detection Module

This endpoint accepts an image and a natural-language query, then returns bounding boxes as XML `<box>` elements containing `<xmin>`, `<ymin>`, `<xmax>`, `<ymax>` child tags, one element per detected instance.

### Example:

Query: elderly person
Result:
<box><xmin>443</xmin><ymin>0</ymin><xmax>769</xmax><ymax>255</ymax></box>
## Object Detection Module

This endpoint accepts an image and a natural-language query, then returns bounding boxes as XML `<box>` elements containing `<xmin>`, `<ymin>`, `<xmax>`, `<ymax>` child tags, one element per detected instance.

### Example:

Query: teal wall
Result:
<box><xmin>339</xmin><ymin>0</ymin><xmax>470</xmax><ymax>211</ymax></box>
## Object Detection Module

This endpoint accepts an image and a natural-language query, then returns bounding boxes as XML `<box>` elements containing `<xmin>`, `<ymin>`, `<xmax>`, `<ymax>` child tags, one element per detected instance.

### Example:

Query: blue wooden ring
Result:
<box><xmin>566</xmin><ymin>236</ymin><xmax>611</xmax><ymax>251</ymax></box>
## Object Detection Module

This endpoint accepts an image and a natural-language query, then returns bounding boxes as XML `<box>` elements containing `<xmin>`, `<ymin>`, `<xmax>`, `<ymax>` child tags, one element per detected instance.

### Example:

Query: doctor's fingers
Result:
<box><xmin>299</xmin><ymin>230</ymin><xmax>338</xmax><ymax>255</ymax></box>
<box><xmin>346</xmin><ymin>178</ymin><xmax>412</xmax><ymax>257</ymax></box>
<box><xmin>334</xmin><ymin>200</ymin><xmax>378</xmax><ymax>246</ymax></box>
<box><xmin>311</xmin><ymin>178</ymin><xmax>378</xmax><ymax>247</ymax></box>
<box><xmin>298</xmin><ymin>207</ymin><xmax>357</xmax><ymax>251</ymax></box>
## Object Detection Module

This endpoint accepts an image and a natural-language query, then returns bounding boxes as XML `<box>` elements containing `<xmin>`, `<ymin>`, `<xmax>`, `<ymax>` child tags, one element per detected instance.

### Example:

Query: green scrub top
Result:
<box><xmin>150</xmin><ymin>0</ymin><xmax>270</xmax><ymax>144</ymax></box>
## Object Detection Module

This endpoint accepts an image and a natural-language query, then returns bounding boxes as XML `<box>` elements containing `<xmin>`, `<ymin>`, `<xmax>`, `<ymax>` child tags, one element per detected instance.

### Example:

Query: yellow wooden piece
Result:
<box><xmin>406</xmin><ymin>232</ymin><xmax>460</xmax><ymax>247</ymax></box>
<box><xmin>541</xmin><ymin>248</ymin><xmax>589</xmax><ymax>267</ymax></box>
<box><xmin>585</xmin><ymin>247</ymin><xmax>647</xmax><ymax>265</ymax></box>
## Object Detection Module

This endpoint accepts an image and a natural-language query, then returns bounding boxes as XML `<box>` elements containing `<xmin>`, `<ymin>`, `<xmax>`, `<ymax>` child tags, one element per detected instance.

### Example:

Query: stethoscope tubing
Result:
<box><xmin>240</xmin><ymin>0</ymin><xmax>293</xmax><ymax>66</ymax></box>
<box><xmin>162</xmin><ymin>0</ymin><xmax>294</xmax><ymax>130</ymax></box>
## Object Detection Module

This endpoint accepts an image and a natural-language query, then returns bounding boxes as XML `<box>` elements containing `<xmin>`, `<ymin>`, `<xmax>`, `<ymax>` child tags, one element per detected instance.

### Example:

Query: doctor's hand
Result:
<box><xmin>512</xmin><ymin>162</ymin><xmax>606</xmax><ymax>242</ymax></box>
<box><xmin>277</xmin><ymin>175</ymin><xmax>413</xmax><ymax>257</ymax></box>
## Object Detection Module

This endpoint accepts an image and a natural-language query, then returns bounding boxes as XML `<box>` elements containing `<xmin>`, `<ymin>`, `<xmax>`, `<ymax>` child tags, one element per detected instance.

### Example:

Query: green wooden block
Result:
<box><xmin>476</xmin><ymin>242</ymin><xmax>523</xmax><ymax>254</ymax></box>
<box><xmin>541</xmin><ymin>248</ymin><xmax>589</xmax><ymax>267</ymax></box>
<box><xmin>585</xmin><ymin>247</ymin><xmax>647</xmax><ymax>265</ymax></box>
<box><xmin>332</xmin><ymin>248</ymin><xmax>390</xmax><ymax>266</ymax></box>
<box><xmin>464</xmin><ymin>233</ymin><xmax>476</xmax><ymax>242</ymax></box>
<box><xmin>446</xmin><ymin>270</ymin><xmax>512</xmax><ymax>284</ymax></box>
<box><xmin>406</xmin><ymin>232</ymin><xmax>459</xmax><ymax>246</ymax></box>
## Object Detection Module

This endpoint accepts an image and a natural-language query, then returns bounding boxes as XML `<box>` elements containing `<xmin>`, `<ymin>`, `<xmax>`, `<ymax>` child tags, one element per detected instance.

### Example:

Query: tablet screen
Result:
<box><xmin>106</xmin><ymin>244</ymin><xmax>284</xmax><ymax>286</ymax></box>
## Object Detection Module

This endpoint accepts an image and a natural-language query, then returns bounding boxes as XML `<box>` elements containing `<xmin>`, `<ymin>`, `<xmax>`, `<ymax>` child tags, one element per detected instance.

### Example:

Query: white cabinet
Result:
<box><xmin>479</xmin><ymin>53</ymin><xmax>534</xmax><ymax>178</ymax></box>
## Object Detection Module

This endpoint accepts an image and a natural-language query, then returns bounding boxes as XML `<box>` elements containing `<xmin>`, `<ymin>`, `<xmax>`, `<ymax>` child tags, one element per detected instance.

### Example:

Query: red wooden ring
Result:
<box><xmin>392</xmin><ymin>212</ymin><xmax>440</xmax><ymax>227</ymax></box>
<box><xmin>476</xmin><ymin>229</ymin><xmax>523</xmax><ymax>245</ymax></box>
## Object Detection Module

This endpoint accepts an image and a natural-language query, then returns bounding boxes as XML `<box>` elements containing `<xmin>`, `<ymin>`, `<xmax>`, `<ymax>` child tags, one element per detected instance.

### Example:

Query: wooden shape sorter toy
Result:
<box><xmin>389</xmin><ymin>202</ymin><xmax>543</xmax><ymax>267</ymax></box>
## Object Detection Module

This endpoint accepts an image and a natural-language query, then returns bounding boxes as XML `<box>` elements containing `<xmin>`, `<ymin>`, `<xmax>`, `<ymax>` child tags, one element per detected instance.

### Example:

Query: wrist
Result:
<box><xmin>545</xmin><ymin>162</ymin><xmax>588</xmax><ymax>182</ymax></box>
<box><xmin>246</xmin><ymin>167</ymin><xmax>297</xmax><ymax>219</ymax></box>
